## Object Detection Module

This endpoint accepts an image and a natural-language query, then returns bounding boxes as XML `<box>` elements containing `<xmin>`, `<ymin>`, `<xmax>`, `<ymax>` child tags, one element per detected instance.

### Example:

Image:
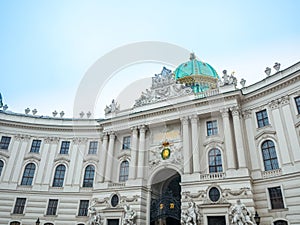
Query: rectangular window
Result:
<box><xmin>295</xmin><ymin>96</ymin><xmax>300</xmax><ymax>114</ymax></box>
<box><xmin>59</xmin><ymin>141</ymin><xmax>70</xmax><ymax>154</ymax></box>
<box><xmin>256</xmin><ymin>109</ymin><xmax>269</xmax><ymax>128</ymax></box>
<box><xmin>30</xmin><ymin>140</ymin><xmax>41</xmax><ymax>153</ymax></box>
<box><xmin>13</xmin><ymin>198</ymin><xmax>26</xmax><ymax>214</ymax></box>
<box><xmin>207</xmin><ymin>120</ymin><xmax>218</xmax><ymax>136</ymax></box>
<box><xmin>88</xmin><ymin>141</ymin><xmax>98</xmax><ymax>154</ymax></box>
<box><xmin>268</xmin><ymin>186</ymin><xmax>284</xmax><ymax>209</ymax></box>
<box><xmin>0</xmin><ymin>136</ymin><xmax>11</xmax><ymax>150</ymax></box>
<box><xmin>78</xmin><ymin>200</ymin><xmax>89</xmax><ymax>216</ymax></box>
<box><xmin>46</xmin><ymin>199</ymin><xmax>58</xmax><ymax>215</ymax></box>
<box><xmin>122</xmin><ymin>136</ymin><xmax>131</xmax><ymax>150</ymax></box>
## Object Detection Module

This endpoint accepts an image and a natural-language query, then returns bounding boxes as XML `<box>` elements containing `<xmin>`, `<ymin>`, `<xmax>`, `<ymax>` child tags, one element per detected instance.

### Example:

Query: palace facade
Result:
<box><xmin>1</xmin><ymin>55</ymin><xmax>300</xmax><ymax>225</ymax></box>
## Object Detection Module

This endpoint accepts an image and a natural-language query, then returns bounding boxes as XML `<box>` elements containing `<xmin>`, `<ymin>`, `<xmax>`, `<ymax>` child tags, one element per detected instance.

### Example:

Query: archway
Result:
<box><xmin>150</xmin><ymin>168</ymin><xmax>181</xmax><ymax>225</ymax></box>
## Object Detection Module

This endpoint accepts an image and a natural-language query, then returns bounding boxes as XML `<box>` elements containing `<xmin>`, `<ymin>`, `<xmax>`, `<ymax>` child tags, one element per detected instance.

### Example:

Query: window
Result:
<box><xmin>111</xmin><ymin>194</ymin><xmax>119</xmax><ymax>207</ymax></box>
<box><xmin>30</xmin><ymin>140</ymin><xmax>41</xmax><ymax>153</ymax></box>
<box><xmin>119</xmin><ymin>161</ymin><xmax>129</xmax><ymax>182</ymax></box>
<box><xmin>83</xmin><ymin>165</ymin><xmax>95</xmax><ymax>187</ymax></box>
<box><xmin>88</xmin><ymin>141</ymin><xmax>98</xmax><ymax>154</ymax></box>
<box><xmin>78</xmin><ymin>200</ymin><xmax>89</xmax><ymax>216</ymax></box>
<box><xmin>122</xmin><ymin>136</ymin><xmax>131</xmax><ymax>150</ymax></box>
<box><xmin>208</xmin><ymin>187</ymin><xmax>221</xmax><ymax>202</ymax></box>
<box><xmin>208</xmin><ymin>149</ymin><xmax>223</xmax><ymax>173</ymax></box>
<box><xmin>295</xmin><ymin>96</ymin><xmax>300</xmax><ymax>114</ymax></box>
<box><xmin>0</xmin><ymin>136</ymin><xmax>11</xmax><ymax>150</ymax></box>
<box><xmin>10</xmin><ymin>222</ymin><xmax>21</xmax><ymax>225</ymax></box>
<box><xmin>256</xmin><ymin>109</ymin><xmax>269</xmax><ymax>128</ymax></box>
<box><xmin>46</xmin><ymin>199</ymin><xmax>58</xmax><ymax>215</ymax></box>
<box><xmin>268</xmin><ymin>186</ymin><xmax>284</xmax><ymax>209</ymax></box>
<box><xmin>262</xmin><ymin>140</ymin><xmax>279</xmax><ymax>171</ymax></box>
<box><xmin>207</xmin><ymin>120</ymin><xmax>218</xmax><ymax>136</ymax></box>
<box><xmin>44</xmin><ymin>223</ymin><xmax>54</xmax><ymax>225</ymax></box>
<box><xmin>52</xmin><ymin>164</ymin><xmax>66</xmax><ymax>187</ymax></box>
<box><xmin>21</xmin><ymin>163</ymin><xmax>36</xmax><ymax>185</ymax></box>
<box><xmin>274</xmin><ymin>220</ymin><xmax>288</xmax><ymax>225</ymax></box>
<box><xmin>13</xmin><ymin>198</ymin><xmax>26</xmax><ymax>214</ymax></box>
<box><xmin>59</xmin><ymin>141</ymin><xmax>70</xmax><ymax>154</ymax></box>
<box><xmin>0</xmin><ymin>160</ymin><xmax>3</xmax><ymax>176</ymax></box>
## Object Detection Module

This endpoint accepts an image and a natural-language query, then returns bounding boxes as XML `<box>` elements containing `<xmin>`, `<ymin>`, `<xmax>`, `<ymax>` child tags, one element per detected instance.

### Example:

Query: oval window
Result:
<box><xmin>111</xmin><ymin>194</ymin><xmax>119</xmax><ymax>207</ymax></box>
<box><xmin>209</xmin><ymin>187</ymin><xmax>220</xmax><ymax>202</ymax></box>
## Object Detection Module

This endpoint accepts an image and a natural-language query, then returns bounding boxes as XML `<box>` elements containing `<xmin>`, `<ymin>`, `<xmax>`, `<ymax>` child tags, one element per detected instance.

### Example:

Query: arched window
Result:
<box><xmin>262</xmin><ymin>140</ymin><xmax>279</xmax><ymax>171</ymax></box>
<box><xmin>21</xmin><ymin>163</ymin><xmax>36</xmax><ymax>185</ymax></box>
<box><xmin>119</xmin><ymin>161</ymin><xmax>129</xmax><ymax>182</ymax></box>
<box><xmin>52</xmin><ymin>164</ymin><xmax>66</xmax><ymax>187</ymax></box>
<box><xmin>274</xmin><ymin>220</ymin><xmax>288</xmax><ymax>225</ymax></box>
<box><xmin>0</xmin><ymin>160</ymin><xmax>4</xmax><ymax>176</ymax></box>
<box><xmin>10</xmin><ymin>222</ymin><xmax>21</xmax><ymax>225</ymax></box>
<box><xmin>208</xmin><ymin>149</ymin><xmax>223</xmax><ymax>173</ymax></box>
<box><xmin>44</xmin><ymin>223</ymin><xmax>54</xmax><ymax>225</ymax></box>
<box><xmin>83</xmin><ymin>165</ymin><xmax>95</xmax><ymax>187</ymax></box>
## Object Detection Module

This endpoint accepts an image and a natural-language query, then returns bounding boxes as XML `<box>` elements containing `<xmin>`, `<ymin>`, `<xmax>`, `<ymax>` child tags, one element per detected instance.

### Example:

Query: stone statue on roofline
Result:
<box><xmin>104</xmin><ymin>99</ymin><xmax>120</xmax><ymax>115</ymax></box>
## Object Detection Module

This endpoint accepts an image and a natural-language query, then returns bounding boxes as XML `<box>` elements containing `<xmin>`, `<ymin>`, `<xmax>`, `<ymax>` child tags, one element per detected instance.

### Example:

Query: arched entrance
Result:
<box><xmin>150</xmin><ymin>168</ymin><xmax>181</xmax><ymax>225</ymax></box>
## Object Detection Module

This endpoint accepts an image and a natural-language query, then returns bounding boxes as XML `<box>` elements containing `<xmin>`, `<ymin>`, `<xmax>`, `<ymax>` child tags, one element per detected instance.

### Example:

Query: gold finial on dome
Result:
<box><xmin>189</xmin><ymin>52</ymin><xmax>196</xmax><ymax>60</ymax></box>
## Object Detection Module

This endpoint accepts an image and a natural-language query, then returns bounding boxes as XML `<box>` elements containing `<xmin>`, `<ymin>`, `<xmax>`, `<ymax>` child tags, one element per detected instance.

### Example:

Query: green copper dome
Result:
<box><xmin>174</xmin><ymin>53</ymin><xmax>219</xmax><ymax>93</ymax></box>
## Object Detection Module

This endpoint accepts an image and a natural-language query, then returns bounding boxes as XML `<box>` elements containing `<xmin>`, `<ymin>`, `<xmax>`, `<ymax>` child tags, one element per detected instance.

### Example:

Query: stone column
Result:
<box><xmin>43</xmin><ymin>137</ymin><xmax>60</xmax><ymax>185</ymax></box>
<box><xmin>269</xmin><ymin>100</ymin><xmax>292</xmax><ymax>165</ymax></box>
<box><xmin>69</xmin><ymin>138</ymin><xmax>86</xmax><ymax>186</ymax></box>
<box><xmin>181</xmin><ymin>117</ymin><xmax>192</xmax><ymax>174</ymax></box>
<box><xmin>129</xmin><ymin>127</ymin><xmax>138</xmax><ymax>180</ymax></box>
<box><xmin>280</xmin><ymin>96</ymin><xmax>300</xmax><ymax>162</ymax></box>
<box><xmin>242</xmin><ymin>110</ymin><xmax>260</xmax><ymax>171</ymax></box>
<box><xmin>105</xmin><ymin>132</ymin><xmax>115</xmax><ymax>182</ymax></box>
<box><xmin>137</xmin><ymin>125</ymin><xmax>146</xmax><ymax>179</ymax></box>
<box><xmin>230</xmin><ymin>106</ymin><xmax>247</xmax><ymax>169</ymax></box>
<box><xmin>220</xmin><ymin>108</ymin><xmax>236</xmax><ymax>170</ymax></box>
<box><xmin>190</xmin><ymin>115</ymin><xmax>200</xmax><ymax>173</ymax></box>
<box><xmin>11</xmin><ymin>135</ymin><xmax>30</xmax><ymax>183</ymax></box>
<box><xmin>99</xmin><ymin>133</ymin><xmax>108</xmax><ymax>183</ymax></box>
<box><xmin>146</xmin><ymin>188</ymin><xmax>152</xmax><ymax>225</ymax></box>
<box><xmin>2</xmin><ymin>136</ymin><xmax>22</xmax><ymax>183</ymax></box>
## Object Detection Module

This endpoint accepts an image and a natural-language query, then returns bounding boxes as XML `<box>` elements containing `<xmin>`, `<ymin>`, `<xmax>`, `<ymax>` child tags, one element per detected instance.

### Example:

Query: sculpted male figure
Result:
<box><xmin>122</xmin><ymin>204</ymin><xmax>136</xmax><ymax>225</ymax></box>
<box><xmin>230</xmin><ymin>199</ymin><xmax>254</xmax><ymax>225</ymax></box>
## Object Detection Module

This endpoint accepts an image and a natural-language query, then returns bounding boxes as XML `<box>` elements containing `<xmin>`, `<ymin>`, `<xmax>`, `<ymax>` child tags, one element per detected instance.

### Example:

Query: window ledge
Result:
<box><xmin>10</xmin><ymin>213</ymin><xmax>25</xmax><ymax>216</ymax></box>
<box><xmin>268</xmin><ymin>208</ymin><xmax>288</xmax><ymax>213</ymax></box>
<box><xmin>44</xmin><ymin>214</ymin><xmax>58</xmax><ymax>217</ymax></box>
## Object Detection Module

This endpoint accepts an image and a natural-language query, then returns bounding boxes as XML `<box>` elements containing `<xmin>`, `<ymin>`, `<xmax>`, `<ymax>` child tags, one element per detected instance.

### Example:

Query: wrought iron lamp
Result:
<box><xmin>254</xmin><ymin>211</ymin><xmax>261</xmax><ymax>225</ymax></box>
<box><xmin>35</xmin><ymin>218</ymin><xmax>40</xmax><ymax>225</ymax></box>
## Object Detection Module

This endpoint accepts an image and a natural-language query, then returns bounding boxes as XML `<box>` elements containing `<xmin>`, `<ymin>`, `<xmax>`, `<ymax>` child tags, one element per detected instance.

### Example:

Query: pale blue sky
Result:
<box><xmin>1</xmin><ymin>1</ymin><xmax>300</xmax><ymax>117</ymax></box>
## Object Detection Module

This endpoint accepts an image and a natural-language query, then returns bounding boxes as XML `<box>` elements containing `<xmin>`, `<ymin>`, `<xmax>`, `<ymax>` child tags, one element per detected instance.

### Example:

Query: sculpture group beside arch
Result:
<box><xmin>229</xmin><ymin>199</ymin><xmax>255</xmax><ymax>225</ymax></box>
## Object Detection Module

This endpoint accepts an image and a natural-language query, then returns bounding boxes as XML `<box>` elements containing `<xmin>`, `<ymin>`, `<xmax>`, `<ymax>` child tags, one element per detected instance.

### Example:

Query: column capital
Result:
<box><xmin>242</xmin><ymin>109</ymin><xmax>252</xmax><ymax>119</ymax></box>
<box><xmin>109</xmin><ymin>131</ymin><xmax>116</xmax><ymax>139</ymax></box>
<box><xmin>138</xmin><ymin>125</ymin><xmax>147</xmax><ymax>133</ymax></box>
<box><xmin>131</xmin><ymin>126</ymin><xmax>138</xmax><ymax>134</ymax></box>
<box><xmin>44</xmin><ymin>136</ymin><xmax>60</xmax><ymax>144</ymax></box>
<box><xmin>230</xmin><ymin>106</ymin><xmax>240</xmax><ymax>117</ymax></box>
<box><xmin>72</xmin><ymin>137</ymin><xmax>88</xmax><ymax>145</ymax></box>
<box><xmin>220</xmin><ymin>108</ymin><xmax>229</xmax><ymax>117</ymax></box>
<box><xmin>189</xmin><ymin>114</ymin><xmax>199</xmax><ymax>123</ymax></box>
<box><xmin>180</xmin><ymin>116</ymin><xmax>189</xmax><ymax>125</ymax></box>
<box><xmin>14</xmin><ymin>134</ymin><xmax>31</xmax><ymax>142</ymax></box>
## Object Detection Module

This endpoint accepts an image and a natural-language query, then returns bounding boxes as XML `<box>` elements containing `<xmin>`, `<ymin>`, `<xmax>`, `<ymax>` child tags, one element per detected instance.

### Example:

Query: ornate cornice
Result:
<box><xmin>242</xmin><ymin>73</ymin><xmax>300</xmax><ymax>104</ymax></box>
